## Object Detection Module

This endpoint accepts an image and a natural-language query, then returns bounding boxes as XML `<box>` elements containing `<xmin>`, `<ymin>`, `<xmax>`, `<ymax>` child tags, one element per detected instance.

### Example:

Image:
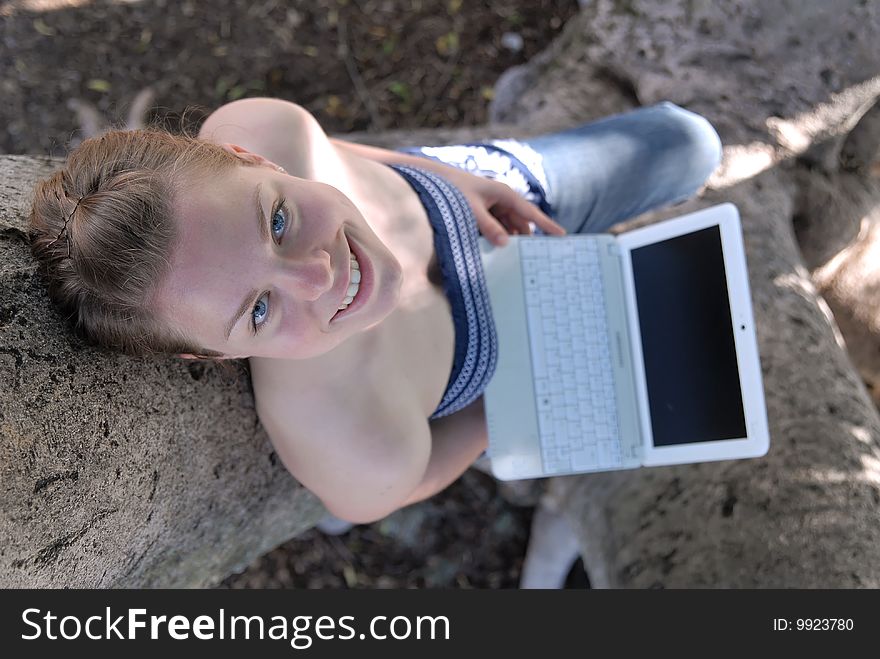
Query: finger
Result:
<box><xmin>493</xmin><ymin>204</ymin><xmax>533</xmax><ymax>236</ymax></box>
<box><xmin>489</xmin><ymin>193</ymin><xmax>534</xmax><ymax>235</ymax></box>
<box><xmin>491</xmin><ymin>206</ymin><xmax>524</xmax><ymax>235</ymax></box>
<box><xmin>474</xmin><ymin>207</ymin><xmax>510</xmax><ymax>246</ymax></box>
<box><xmin>510</xmin><ymin>194</ymin><xmax>567</xmax><ymax>235</ymax></box>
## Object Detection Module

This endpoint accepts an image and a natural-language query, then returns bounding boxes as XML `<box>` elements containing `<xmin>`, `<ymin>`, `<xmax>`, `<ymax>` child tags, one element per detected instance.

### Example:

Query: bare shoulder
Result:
<box><xmin>197</xmin><ymin>97</ymin><xmax>337</xmax><ymax>178</ymax></box>
<box><xmin>251</xmin><ymin>358</ymin><xmax>432</xmax><ymax>524</ymax></box>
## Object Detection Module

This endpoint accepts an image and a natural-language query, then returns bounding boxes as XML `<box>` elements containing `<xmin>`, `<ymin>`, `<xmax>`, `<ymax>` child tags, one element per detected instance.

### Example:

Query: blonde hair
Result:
<box><xmin>29</xmin><ymin>127</ymin><xmax>241</xmax><ymax>361</ymax></box>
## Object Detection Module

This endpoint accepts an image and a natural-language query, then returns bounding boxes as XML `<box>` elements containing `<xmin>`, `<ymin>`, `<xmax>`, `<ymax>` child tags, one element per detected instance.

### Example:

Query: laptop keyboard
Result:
<box><xmin>519</xmin><ymin>238</ymin><xmax>623</xmax><ymax>473</ymax></box>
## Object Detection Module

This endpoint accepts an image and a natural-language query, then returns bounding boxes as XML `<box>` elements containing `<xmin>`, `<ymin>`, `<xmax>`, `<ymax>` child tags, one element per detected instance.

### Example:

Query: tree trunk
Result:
<box><xmin>5</xmin><ymin>0</ymin><xmax>880</xmax><ymax>588</ymax></box>
<box><xmin>495</xmin><ymin>0</ymin><xmax>880</xmax><ymax>587</ymax></box>
<box><xmin>1</xmin><ymin>155</ymin><xmax>327</xmax><ymax>587</ymax></box>
<box><xmin>0</xmin><ymin>125</ymin><xmax>557</xmax><ymax>588</ymax></box>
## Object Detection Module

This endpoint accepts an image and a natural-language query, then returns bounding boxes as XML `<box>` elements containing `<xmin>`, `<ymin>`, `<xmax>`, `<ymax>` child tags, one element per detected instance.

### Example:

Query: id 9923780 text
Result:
<box><xmin>772</xmin><ymin>618</ymin><xmax>854</xmax><ymax>631</ymax></box>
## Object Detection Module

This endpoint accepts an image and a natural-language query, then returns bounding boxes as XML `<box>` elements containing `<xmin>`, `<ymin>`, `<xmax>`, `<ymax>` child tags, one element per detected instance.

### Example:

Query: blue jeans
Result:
<box><xmin>410</xmin><ymin>102</ymin><xmax>723</xmax><ymax>236</ymax></box>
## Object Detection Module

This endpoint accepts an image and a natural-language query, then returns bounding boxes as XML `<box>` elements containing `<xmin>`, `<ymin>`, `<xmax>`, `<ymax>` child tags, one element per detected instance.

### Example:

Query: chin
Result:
<box><xmin>375</xmin><ymin>257</ymin><xmax>404</xmax><ymax>316</ymax></box>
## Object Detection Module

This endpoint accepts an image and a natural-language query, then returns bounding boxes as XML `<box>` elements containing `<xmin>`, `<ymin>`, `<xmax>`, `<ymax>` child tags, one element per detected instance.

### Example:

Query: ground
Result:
<box><xmin>223</xmin><ymin>470</ymin><xmax>537</xmax><ymax>589</ymax></box>
<box><xmin>1</xmin><ymin>0</ymin><xmax>582</xmax><ymax>588</ymax></box>
<box><xmin>2</xmin><ymin>0</ymin><xmax>577</xmax><ymax>153</ymax></box>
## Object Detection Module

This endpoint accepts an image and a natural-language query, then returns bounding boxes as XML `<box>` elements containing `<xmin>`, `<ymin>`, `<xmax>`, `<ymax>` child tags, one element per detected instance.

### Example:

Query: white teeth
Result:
<box><xmin>336</xmin><ymin>252</ymin><xmax>362</xmax><ymax>312</ymax></box>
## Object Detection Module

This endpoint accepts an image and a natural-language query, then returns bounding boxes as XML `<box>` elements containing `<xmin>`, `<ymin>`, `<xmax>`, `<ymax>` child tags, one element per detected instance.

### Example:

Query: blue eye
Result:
<box><xmin>271</xmin><ymin>201</ymin><xmax>288</xmax><ymax>240</ymax></box>
<box><xmin>252</xmin><ymin>293</ymin><xmax>270</xmax><ymax>333</ymax></box>
<box><xmin>251</xmin><ymin>197</ymin><xmax>289</xmax><ymax>336</ymax></box>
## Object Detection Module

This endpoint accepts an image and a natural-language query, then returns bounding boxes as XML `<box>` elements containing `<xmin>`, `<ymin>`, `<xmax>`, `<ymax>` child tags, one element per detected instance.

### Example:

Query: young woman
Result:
<box><xmin>28</xmin><ymin>98</ymin><xmax>721</xmax><ymax>524</ymax></box>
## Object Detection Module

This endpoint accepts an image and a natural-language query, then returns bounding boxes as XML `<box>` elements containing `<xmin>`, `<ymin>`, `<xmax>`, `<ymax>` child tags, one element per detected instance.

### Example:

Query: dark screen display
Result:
<box><xmin>630</xmin><ymin>226</ymin><xmax>747</xmax><ymax>446</ymax></box>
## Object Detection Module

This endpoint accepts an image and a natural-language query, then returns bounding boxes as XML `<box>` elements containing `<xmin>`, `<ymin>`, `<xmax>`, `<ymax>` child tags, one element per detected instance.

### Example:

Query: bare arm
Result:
<box><xmin>401</xmin><ymin>397</ymin><xmax>489</xmax><ymax>507</ymax></box>
<box><xmin>331</xmin><ymin>138</ymin><xmax>567</xmax><ymax>245</ymax></box>
<box><xmin>330</xmin><ymin>138</ymin><xmax>476</xmax><ymax>180</ymax></box>
<box><xmin>199</xmin><ymin>101</ymin><xmax>565</xmax><ymax>243</ymax></box>
<box><xmin>255</xmin><ymin>377</ymin><xmax>433</xmax><ymax>525</ymax></box>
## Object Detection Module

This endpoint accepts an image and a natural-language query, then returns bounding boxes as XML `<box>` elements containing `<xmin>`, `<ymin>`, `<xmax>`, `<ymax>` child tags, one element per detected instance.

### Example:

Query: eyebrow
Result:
<box><xmin>224</xmin><ymin>182</ymin><xmax>268</xmax><ymax>341</ymax></box>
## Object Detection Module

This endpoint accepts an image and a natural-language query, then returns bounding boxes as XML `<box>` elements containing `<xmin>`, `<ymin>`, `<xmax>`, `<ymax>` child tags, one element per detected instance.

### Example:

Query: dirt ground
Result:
<box><xmin>2</xmin><ymin>0</ymin><xmax>577</xmax><ymax>153</ymax></box>
<box><xmin>2</xmin><ymin>0</ymin><xmax>583</xmax><ymax>588</ymax></box>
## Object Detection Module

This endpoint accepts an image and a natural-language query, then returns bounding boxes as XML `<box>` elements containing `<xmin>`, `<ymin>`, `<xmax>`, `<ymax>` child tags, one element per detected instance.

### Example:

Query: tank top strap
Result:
<box><xmin>388</xmin><ymin>164</ymin><xmax>498</xmax><ymax>420</ymax></box>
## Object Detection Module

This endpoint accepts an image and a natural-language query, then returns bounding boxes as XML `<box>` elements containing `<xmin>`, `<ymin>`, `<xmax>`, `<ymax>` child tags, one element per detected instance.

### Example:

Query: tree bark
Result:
<box><xmin>495</xmin><ymin>0</ymin><xmax>880</xmax><ymax>587</ymax></box>
<box><xmin>1</xmin><ymin>154</ymin><xmax>324</xmax><ymax>587</ymax></box>
<box><xmin>0</xmin><ymin>126</ymin><xmax>566</xmax><ymax>588</ymax></box>
<box><xmin>5</xmin><ymin>0</ymin><xmax>880</xmax><ymax>588</ymax></box>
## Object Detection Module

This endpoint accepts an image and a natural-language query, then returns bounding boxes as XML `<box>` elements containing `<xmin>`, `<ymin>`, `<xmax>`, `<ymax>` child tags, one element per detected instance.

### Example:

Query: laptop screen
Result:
<box><xmin>630</xmin><ymin>225</ymin><xmax>747</xmax><ymax>446</ymax></box>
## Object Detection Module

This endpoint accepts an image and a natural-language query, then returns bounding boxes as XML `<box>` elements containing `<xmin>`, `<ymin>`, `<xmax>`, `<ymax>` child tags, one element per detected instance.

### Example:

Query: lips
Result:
<box><xmin>339</xmin><ymin>239</ymin><xmax>353</xmax><ymax>307</ymax></box>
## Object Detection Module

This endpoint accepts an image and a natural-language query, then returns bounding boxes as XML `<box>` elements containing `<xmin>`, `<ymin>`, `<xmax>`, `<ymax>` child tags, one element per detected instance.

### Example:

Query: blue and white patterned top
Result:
<box><xmin>389</xmin><ymin>165</ymin><xmax>499</xmax><ymax>421</ymax></box>
<box><xmin>397</xmin><ymin>141</ymin><xmax>554</xmax><ymax>221</ymax></box>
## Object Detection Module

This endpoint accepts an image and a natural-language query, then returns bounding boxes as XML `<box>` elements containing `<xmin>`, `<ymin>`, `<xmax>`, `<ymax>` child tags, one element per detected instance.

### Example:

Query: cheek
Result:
<box><xmin>298</xmin><ymin>192</ymin><xmax>346</xmax><ymax>224</ymax></box>
<box><xmin>329</xmin><ymin>196</ymin><xmax>359</xmax><ymax>223</ymax></box>
<box><xmin>272</xmin><ymin>328</ymin><xmax>340</xmax><ymax>360</ymax></box>
<box><xmin>319</xmin><ymin>186</ymin><xmax>363</xmax><ymax>220</ymax></box>
<box><xmin>277</xmin><ymin>313</ymin><xmax>327</xmax><ymax>345</ymax></box>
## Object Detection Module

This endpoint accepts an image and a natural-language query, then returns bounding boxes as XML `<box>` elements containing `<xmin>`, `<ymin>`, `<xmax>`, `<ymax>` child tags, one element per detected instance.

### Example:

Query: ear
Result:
<box><xmin>219</xmin><ymin>142</ymin><xmax>280</xmax><ymax>171</ymax></box>
<box><xmin>176</xmin><ymin>351</ymin><xmax>242</xmax><ymax>361</ymax></box>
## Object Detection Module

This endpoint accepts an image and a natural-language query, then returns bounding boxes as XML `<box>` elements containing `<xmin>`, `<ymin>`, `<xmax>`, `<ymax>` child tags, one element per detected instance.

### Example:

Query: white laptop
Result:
<box><xmin>479</xmin><ymin>203</ymin><xmax>770</xmax><ymax>481</ymax></box>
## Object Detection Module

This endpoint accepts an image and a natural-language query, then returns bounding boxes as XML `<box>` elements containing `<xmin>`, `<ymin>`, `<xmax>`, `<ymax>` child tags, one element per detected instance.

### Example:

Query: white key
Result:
<box><xmin>535</xmin><ymin>377</ymin><xmax>551</xmax><ymax>396</ymax></box>
<box><xmin>554</xmin><ymin>420</ymin><xmax>568</xmax><ymax>439</ymax></box>
<box><xmin>598</xmin><ymin>440</ymin><xmax>616</xmax><ymax>468</ymax></box>
<box><xmin>571</xmin><ymin>445</ymin><xmax>599</xmax><ymax>471</ymax></box>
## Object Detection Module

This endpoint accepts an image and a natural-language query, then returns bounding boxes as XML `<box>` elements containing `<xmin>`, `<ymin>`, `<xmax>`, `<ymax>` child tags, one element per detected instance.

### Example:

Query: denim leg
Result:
<box><xmin>520</xmin><ymin>102</ymin><xmax>723</xmax><ymax>234</ymax></box>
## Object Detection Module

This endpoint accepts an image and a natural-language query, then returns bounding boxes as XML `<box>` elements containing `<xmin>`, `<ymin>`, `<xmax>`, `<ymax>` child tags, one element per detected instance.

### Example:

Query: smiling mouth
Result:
<box><xmin>330</xmin><ymin>236</ymin><xmax>370</xmax><ymax>324</ymax></box>
<box><xmin>336</xmin><ymin>252</ymin><xmax>361</xmax><ymax>312</ymax></box>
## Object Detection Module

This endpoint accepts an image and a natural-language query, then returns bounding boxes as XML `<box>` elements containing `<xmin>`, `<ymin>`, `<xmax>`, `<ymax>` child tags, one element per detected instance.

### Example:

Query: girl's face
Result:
<box><xmin>152</xmin><ymin>148</ymin><xmax>403</xmax><ymax>361</ymax></box>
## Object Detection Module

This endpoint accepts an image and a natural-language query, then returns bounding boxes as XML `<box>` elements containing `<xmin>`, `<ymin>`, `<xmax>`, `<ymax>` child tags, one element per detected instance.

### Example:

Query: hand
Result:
<box><xmin>430</xmin><ymin>166</ymin><xmax>567</xmax><ymax>247</ymax></box>
<box><xmin>328</xmin><ymin>138</ymin><xmax>568</xmax><ymax>245</ymax></box>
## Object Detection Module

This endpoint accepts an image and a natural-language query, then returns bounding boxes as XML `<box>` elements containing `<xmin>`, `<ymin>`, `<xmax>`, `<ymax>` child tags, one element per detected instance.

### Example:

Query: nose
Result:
<box><xmin>275</xmin><ymin>248</ymin><xmax>335</xmax><ymax>301</ymax></box>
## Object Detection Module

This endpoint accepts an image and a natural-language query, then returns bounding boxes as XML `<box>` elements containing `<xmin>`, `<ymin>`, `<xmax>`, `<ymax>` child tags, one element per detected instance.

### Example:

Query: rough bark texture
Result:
<box><xmin>807</xmin><ymin>97</ymin><xmax>880</xmax><ymax>407</ymax></box>
<box><xmin>0</xmin><ymin>128</ymin><xmax>564</xmax><ymax>588</ymax></box>
<box><xmin>493</xmin><ymin>0</ymin><xmax>880</xmax><ymax>587</ymax></box>
<box><xmin>0</xmin><ymin>155</ymin><xmax>324</xmax><ymax>588</ymax></box>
